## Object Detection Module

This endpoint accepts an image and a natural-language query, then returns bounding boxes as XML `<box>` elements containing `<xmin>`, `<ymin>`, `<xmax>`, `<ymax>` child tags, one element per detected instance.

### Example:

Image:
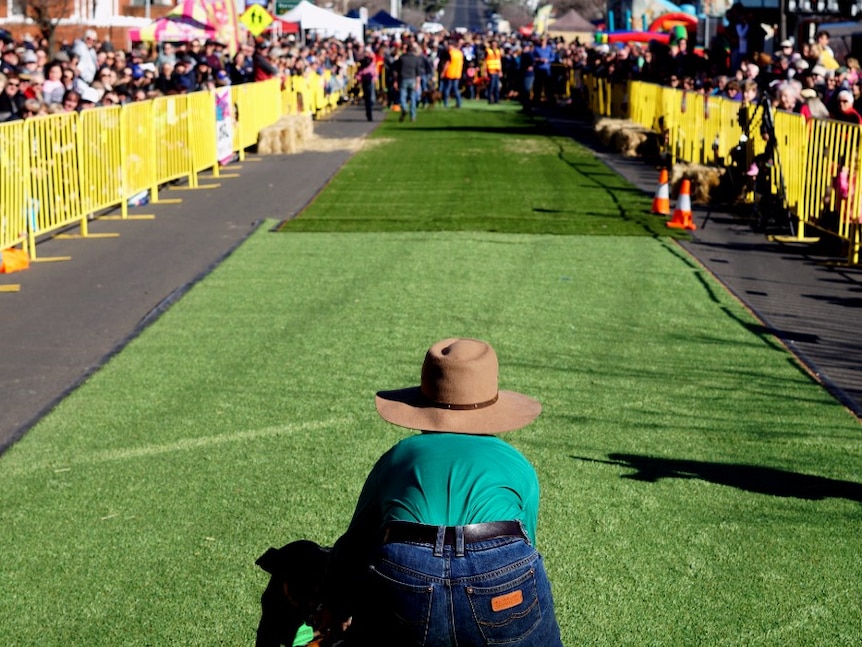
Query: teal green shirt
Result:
<box><xmin>325</xmin><ymin>432</ymin><xmax>541</xmax><ymax>619</ymax></box>
<box><xmin>348</xmin><ymin>433</ymin><xmax>539</xmax><ymax>544</ymax></box>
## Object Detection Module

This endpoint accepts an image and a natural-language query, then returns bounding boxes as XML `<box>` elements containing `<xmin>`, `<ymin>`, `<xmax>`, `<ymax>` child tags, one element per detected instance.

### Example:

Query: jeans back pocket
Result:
<box><xmin>465</xmin><ymin>566</ymin><xmax>542</xmax><ymax>644</ymax></box>
<box><xmin>367</xmin><ymin>564</ymin><xmax>434</xmax><ymax>645</ymax></box>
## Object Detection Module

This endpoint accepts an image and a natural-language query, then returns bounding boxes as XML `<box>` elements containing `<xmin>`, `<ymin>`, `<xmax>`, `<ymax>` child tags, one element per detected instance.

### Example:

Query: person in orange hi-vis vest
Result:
<box><xmin>485</xmin><ymin>39</ymin><xmax>503</xmax><ymax>104</ymax></box>
<box><xmin>440</xmin><ymin>38</ymin><xmax>464</xmax><ymax>108</ymax></box>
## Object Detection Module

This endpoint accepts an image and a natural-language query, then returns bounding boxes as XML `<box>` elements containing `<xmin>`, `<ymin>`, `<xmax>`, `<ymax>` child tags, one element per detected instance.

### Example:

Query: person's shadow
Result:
<box><xmin>572</xmin><ymin>453</ymin><xmax>862</xmax><ymax>503</ymax></box>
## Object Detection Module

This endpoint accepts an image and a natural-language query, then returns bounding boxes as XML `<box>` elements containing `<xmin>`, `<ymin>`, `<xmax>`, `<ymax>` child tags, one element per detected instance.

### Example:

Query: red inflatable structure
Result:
<box><xmin>647</xmin><ymin>12</ymin><xmax>697</xmax><ymax>34</ymax></box>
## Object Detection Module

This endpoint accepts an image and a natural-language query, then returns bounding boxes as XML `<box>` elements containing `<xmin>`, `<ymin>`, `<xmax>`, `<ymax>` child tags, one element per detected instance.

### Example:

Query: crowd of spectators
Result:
<box><xmin>573</xmin><ymin>10</ymin><xmax>862</xmax><ymax>124</ymax></box>
<box><xmin>354</xmin><ymin>2</ymin><xmax>862</xmax><ymax>127</ymax></box>
<box><xmin>3</xmin><ymin>7</ymin><xmax>862</xmax><ymax>127</ymax></box>
<box><xmin>0</xmin><ymin>26</ymin><xmax>357</xmax><ymax>121</ymax></box>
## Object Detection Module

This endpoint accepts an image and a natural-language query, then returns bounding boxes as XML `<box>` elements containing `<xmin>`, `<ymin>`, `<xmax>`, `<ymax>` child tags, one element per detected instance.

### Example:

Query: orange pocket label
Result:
<box><xmin>491</xmin><ymin>590</ymin><xmax>523</xmax><ymax>612</ymax></box>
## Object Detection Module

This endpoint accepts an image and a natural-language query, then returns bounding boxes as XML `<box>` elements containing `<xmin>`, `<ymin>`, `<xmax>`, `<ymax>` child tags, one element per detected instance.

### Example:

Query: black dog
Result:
<box><xmin>255</xmin><ymin>540</ymin><xmax>331</xmax><ymax>647</ymax></box>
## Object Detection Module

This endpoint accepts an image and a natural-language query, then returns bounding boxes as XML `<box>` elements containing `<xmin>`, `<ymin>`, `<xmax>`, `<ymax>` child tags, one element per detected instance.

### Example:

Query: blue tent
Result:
<box><xmin>368</xmin><ymin>10</ymin><xmax>411</xmax><ymax>30</ymax></box>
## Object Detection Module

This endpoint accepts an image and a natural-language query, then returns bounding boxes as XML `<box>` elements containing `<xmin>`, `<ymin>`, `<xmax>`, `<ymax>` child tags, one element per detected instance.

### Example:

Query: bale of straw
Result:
<box><xmin>256</xmin><ymin>114</ymin><xmax>316</xmax><ymax>154</ymax></box>
<box><xmin>257</xmin><ymin>124</ymin><xmax>282</xmax><ymax>155</ymax></box>
<box><xmin>594</xmin><ymin>118</ymin><xmax>657</xmax><ymax>158</ymax></box>
<box><xmin>293</xmin><ymin>114</ymin><xmax>314</xmax><ymax>143</ymax></box>
<box><xmin>611</xmin><ymin>126</ymin><xmax>649</xmax><ymax>157</ymax></box>
<box><xmin>671</xmin><ymin>163</ymin><xmax>725</xmax><ymax>205</ymax></box>
<box><xmin>594</xmin><ymin>117</ymin><xmax>618</xmax><ymax>147</ymax></box>
<box><xmin>280</xmin><ymin>120</ymin><xmax>300</xmax><ymax>154</ymax></box>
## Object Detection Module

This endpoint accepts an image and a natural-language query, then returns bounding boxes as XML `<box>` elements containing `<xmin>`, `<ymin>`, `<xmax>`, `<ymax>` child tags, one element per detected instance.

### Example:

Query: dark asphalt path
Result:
<box><xmin>440</xmin><ymin>0</ymin><xmax>487</xmax><ymax>33</ymax></box>
<box><xmin>0</xmin><ymin>105</ymin><xmax>379</xmax><ymax>453</ymax></box>
<box><xmin>543</xmin><ymin>110</ymin><xmax>862</xmax><ymax>419</ymax></box>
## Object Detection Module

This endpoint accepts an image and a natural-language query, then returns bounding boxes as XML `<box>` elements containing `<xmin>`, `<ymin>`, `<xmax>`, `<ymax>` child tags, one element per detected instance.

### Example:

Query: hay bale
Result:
<box><xmin>256</xmin><ymin>114</ymin><xmax>316</xmax><ymax>154</ymax></box>
<box><xmin>612</xmin><ymin>126</ymin><xmax>649</xmax><ymax>157</ymax></box>
<box><xmin>594</xmin><ymin>117</ymin><xmax>619</xmax><ymax>147</ymax></box>
<box><xmin>594</xmin><ymin>118</ymin><xmax>655</xmax><ymax>157</ymax></box>
<box><xmin>288</xmin><ymin>114</ymin><xmax>313</xmax><ymax>148</ymax></box>
<box><xmin>670</xmin><ymin>163</ymin><xmax>725</xmax><ymax>205</ymax></box>
<box><xmin>257</xmin><ymin>124</ymin><xmax>282</xmax><ymax>154</ymax></box>
<box><xmin>280</xmin><ymin>122</ymin><xmax>300</xmax><ymax>154</ymax></box>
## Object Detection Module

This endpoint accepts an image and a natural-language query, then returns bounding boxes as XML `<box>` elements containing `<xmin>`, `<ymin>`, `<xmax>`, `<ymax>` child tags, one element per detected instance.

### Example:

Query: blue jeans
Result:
<box><xmin>440</xmin><ymin>77</ymin><xmax>461</xmax><ymax>108</ymax></box>
<box><xmin>400</xmin><ymin>78</ymin><xmax>418</xmax><ymax>120</ymax></box>
<box><xmin>361</xmin><ymin>79</ymin><xmax>375</xmax><ymax>121</ymax></box>
<box><xmin>488</xmin><ymin>73</ymin><xmax>501</xmax><ymax>104</ymax></box>
<box><xmin>347</xmin><ymin>524</ymin><xmax>563</xmax><ymax>646</ymax></box>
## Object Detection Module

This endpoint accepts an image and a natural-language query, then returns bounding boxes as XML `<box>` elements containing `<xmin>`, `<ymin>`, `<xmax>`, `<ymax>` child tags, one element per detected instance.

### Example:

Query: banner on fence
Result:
<box><xmin>215</xmin><ymin>86</ymin><xmax>235</xmax><ymax>165</ymax></box>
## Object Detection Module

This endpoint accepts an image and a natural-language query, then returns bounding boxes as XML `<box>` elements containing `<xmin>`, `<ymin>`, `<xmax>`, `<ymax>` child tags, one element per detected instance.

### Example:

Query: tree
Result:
<box><xmin>22</xmin><ymin>0</ymin><xmax>76</xmax><ymax>53</ymax></box>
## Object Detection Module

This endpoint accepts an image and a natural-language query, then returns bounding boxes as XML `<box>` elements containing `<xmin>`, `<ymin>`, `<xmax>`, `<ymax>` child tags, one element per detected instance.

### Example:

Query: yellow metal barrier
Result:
<box><xmin>187</xmin><ymin>90</ymin><xmax>219</xmax><ymax>180</ymax></box>
<box><xmin>26</xmin><ymin>112</ymin><xmax>84</xmax><ymax>255</ymax></box>
<box><xmin>151</xmin><ymin>94</ymin><xmax>196</xmax><ymax>188</ymax></box>
<box><xmin>281</xmin><ymin>82</ymin><xmax>300</xmax><ymax>116</ymax></box>
<box><xmin>288</xmin><ymin>75</ymin><xmax>314</xmax><ymax>117</ymax></box>
<box><xmin>0</xmin><ymin>80</ymin><xmax>297</xmax><ymax>262</ymax></box>
<box><xmin>121</xmin><ymin>100</ymin><xmax>157</xmax><ymax>215</ymax></box>
<box><xmin>0</xmin><ymin>120</ymin><xmax>29</xmax><ymax>255</ymax></box>
<box><xmin>588</xmin><ymin>74</ymin><xmax>861</xmax><ymax>263</ymax></box>
<box><xmin>802</xmin><ymin>119</ymin><xmax>862</xmax><ymax>242</ymax></box>
<box><xmin>78</xmin><ymin>106</ymin><xmax>124</xmax><ymax>218</ymax></box>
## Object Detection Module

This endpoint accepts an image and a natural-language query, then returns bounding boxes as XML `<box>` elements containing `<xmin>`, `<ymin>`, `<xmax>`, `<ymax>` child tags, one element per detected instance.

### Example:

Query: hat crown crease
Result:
<box><xmin>420</xmin><ymin>338</ymin><xmax>498</xmax><ymax>407</ymax></box>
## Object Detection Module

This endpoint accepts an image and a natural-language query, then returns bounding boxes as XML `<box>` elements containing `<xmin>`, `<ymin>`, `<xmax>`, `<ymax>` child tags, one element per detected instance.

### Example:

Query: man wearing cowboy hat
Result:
<box><xmin>319</xmin><ymin>338</ymin><xmax>563</xmax><ymax>646</ymax></box>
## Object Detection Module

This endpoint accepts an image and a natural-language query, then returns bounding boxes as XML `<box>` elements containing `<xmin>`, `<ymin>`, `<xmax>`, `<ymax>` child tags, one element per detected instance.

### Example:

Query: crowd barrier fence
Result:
<box><xmin>1</xmin><ymin>72</ymin><xmax>353</xmax><ymax>262</ymax></box>
<box><xmin>581</xmin><ymin>74</ymin><xmax>860</xmax><ymax>265</ymax></box>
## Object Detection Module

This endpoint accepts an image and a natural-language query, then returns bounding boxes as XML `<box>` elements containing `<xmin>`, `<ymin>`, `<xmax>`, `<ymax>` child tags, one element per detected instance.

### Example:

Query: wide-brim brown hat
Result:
<box><xmin>375</xmin><ymin>338</ymin><xmax>542</xmax><ymax>435</ymax></box>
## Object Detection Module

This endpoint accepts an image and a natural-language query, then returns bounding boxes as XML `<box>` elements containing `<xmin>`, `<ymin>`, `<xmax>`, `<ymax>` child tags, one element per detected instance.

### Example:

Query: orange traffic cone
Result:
<box><xmin>652</xmin><ymin>168</ymin><xmax>670</xmax><ymax>215</ymax></box>
<box><xmin>666</xmin><ymin>179</ymin><xmax>697</xmax><ymax>231</ymax></box>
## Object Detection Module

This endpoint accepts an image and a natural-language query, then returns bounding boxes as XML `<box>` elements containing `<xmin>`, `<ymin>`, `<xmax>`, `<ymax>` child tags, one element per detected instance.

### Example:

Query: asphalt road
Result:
<box><xmin>440</xmin><ymin>0</ymin><xmax>488</xmax><ymax>33</ymax></box>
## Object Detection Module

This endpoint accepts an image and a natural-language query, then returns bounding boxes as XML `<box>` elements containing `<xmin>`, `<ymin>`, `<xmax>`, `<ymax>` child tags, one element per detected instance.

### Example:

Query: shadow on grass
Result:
<box><xmin>572</xmin><ymin>454</ymin><xmax>862</xmax><ymax>503</ymax></box>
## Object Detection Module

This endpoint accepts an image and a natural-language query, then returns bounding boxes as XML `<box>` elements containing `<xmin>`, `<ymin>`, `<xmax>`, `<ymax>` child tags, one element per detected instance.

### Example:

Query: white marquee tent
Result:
<box><xmin>278</xmin><ymin>1</ymin><xmax>364</xmax><ymax>42</ymax></box>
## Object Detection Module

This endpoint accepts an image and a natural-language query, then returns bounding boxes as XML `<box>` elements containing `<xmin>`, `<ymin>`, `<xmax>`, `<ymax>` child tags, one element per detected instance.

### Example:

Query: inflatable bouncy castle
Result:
<box><xmin>594</xmin><ymin>1</ymin><xmax>697</xmax><ymax>47</ymax></box>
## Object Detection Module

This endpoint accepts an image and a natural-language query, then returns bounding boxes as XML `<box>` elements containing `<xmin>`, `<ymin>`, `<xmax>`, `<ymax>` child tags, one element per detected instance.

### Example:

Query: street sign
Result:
<box><xmin>240</xmin><ymin>4</ymin><xmax>274</xmax><ymax>36</ymax></box>
<box><xmin>275</xmin><ymin>0</ymin><xmax>300</xmax><ymax>14</ymax></box>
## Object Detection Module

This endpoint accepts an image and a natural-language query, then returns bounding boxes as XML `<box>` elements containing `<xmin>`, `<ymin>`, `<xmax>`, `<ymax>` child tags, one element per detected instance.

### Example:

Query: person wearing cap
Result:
<box><xmin>1</xmin><ymin>48</ymin><xmax>19</xmax><ymax>76</ymax></box>
<box><xmin>202</xmin><ymin>39</ymin><xmax>224</xmax><ymax>72</ymax></box>
<box><xmin>778</xmin><ymin>39</ymin><xmax>794</xmax><ymax>56</ymax></box>
<box><xmin>19</xmin><ymin>48</ymin><xmax>38</xmax><ymax>75</ymax></box>
<box><xmin>319</xmin><ymin>338</ymin><xmax>563</xmax><ymax>646</ymax></box>
<box><xmin>253</xmin><ymin>40</ymin><xmax>278</xmax><ymax>83</ymax></box>
<box><xmin>170</xmin><ymin>60</ymin><xmax>195</xmax><ymax>93</ymax></box>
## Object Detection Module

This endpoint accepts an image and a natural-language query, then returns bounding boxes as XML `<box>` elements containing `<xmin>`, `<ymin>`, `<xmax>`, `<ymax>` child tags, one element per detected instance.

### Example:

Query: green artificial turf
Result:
<box><xmin>279</xmin><ymin>102</ymin><xmax>678</xmax><ymax>237</ymax></box>
<box><xmin>1</xmin><ymin>103</ymin><xmax>860</xmax><ymax>645</ymax></box>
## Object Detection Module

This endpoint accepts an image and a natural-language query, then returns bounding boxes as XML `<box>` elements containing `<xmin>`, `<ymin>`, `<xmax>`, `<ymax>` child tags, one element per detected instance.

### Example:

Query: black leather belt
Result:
<box><xmin>381</xmin><ymin>521</ymin><xmax>526</xmax><ymax>546</ymax></box>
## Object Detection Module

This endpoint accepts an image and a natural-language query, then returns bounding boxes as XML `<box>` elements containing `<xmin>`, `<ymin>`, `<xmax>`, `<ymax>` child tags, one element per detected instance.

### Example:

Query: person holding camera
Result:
<box><xmin>319</xmin><ymin>338</ymin><xmax>563</xmax><ymax>646</ymax></box>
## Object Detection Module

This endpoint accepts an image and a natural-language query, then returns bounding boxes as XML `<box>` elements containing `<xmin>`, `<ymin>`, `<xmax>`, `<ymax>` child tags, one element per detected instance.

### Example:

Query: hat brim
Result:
<box><xmin>375</xmin><ymin>387</ymin><xmax>541</xmax><ymax>435</ymax></box>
